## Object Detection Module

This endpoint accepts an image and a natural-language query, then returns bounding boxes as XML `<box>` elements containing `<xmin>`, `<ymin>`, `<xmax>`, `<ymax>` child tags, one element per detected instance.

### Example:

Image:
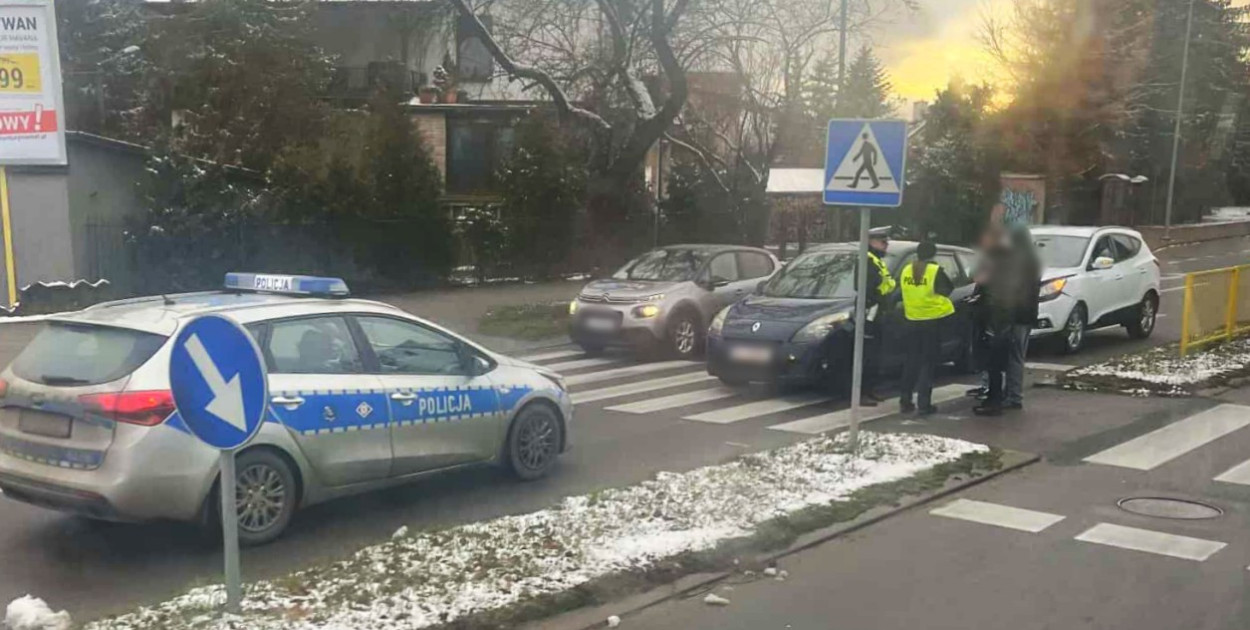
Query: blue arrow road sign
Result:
<box><xmin>823</xmin><ymin>119</ymin><xmax>908</xmax><ymax>207</ymax></box>
<box><xmin>169</xmin><ymin>314</ymin><xmax>268</xmax><ymax>450</ymax></box>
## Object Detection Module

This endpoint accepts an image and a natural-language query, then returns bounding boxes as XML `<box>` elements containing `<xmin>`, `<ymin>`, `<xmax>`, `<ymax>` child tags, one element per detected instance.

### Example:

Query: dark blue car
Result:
<box><xmin>706</xmin><ymin>241</ymin><xmax>979</xmax><ymax>390</ymax></box>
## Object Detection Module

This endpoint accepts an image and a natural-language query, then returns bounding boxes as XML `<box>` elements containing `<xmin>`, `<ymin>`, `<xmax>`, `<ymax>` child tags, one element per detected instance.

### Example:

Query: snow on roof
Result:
<box><xmin>766</xmin><ymin>168</ymin><xmax>825</xmax><ymax>194</ymax></box>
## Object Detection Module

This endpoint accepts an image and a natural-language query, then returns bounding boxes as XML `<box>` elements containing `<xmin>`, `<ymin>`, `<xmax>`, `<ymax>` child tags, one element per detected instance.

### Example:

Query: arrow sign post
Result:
<box><xmin>169</xmin><ymin>314</ymin><xmax>268</xmax><ymax>615</ymax></box>
<box><xmin>823</xmin><ymin>119</ymin><xmax>908</xmax><ymax>451</ymax></box>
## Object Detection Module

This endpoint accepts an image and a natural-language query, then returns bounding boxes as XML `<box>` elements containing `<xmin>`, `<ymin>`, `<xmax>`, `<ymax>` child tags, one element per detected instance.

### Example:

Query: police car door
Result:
<box><xmin>351</xmin><ymin>315</ymin><xmax>503</xmax><ymax>476</ymax></box>
<box><xmin>257</xmin><ymin>315</ymin><xmax>392</xmax><ymax>486</ymax></box>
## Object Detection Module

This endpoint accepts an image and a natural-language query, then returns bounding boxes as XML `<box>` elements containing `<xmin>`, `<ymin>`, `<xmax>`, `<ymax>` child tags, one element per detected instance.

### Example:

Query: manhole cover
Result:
<box><xmin>1117</xmin><ymin>497</ymin><xmax>1223</xmax><ymax>520</ymax></box>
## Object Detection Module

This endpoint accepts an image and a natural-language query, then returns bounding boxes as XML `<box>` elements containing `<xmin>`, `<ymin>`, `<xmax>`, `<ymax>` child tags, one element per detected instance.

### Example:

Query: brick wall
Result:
<box><xmin>411</xmin><ymin>112</ymin><xmax>447</xmax><ymax>179</ymax></box>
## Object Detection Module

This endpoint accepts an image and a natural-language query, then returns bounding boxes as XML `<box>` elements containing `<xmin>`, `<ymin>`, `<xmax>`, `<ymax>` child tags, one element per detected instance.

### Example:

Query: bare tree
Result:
<box><xmin>449</xmin><ymin>0</ymin><xmax>693</xmax><ymax>259</ymax></box>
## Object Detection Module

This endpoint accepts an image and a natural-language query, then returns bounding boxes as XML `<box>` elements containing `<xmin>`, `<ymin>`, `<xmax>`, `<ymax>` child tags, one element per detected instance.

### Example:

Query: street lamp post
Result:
<box><xmin>1163</xmin><ymin>0</ymin><xmax>1196</xmax><ymax>241</ymax></box>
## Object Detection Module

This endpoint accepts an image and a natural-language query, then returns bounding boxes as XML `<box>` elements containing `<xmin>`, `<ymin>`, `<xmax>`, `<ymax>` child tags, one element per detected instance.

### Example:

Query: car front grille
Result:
<box><xmin>577</xmin><ymin>293</ymin><xmax>640</xmax><ymax>305</ymax></box>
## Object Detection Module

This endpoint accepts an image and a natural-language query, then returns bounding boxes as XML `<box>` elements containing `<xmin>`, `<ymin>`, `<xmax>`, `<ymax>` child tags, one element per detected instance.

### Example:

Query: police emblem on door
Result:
<box><xmin>751</xmin><ymin>322</ymin><xmax>761</xmax><ymax>332</ymax></box>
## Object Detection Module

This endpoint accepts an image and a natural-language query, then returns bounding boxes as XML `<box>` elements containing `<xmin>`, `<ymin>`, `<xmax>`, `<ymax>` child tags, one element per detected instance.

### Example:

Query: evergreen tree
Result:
<box><xmin>802</xmin><ymin>53</ymin><xmax>840</xmax><ymax>124</ymax></box>
<box><xmin>836</xmin><ymin>46</ymin><xmax>895</xmax><ymax>118</ymax></box>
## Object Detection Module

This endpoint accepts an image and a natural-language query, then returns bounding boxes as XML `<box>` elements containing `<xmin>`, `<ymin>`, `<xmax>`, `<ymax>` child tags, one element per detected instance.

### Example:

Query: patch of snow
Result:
<box><xmin>762</xmin><ymin>567</ymin><xmax>778</xmax><ymax>577</ymax></box>
<box><xmin>702</xmin><ymin>593</ymin><xmax>731</xmax><ymax>606</ymax></box>
<box><xmin>1068</xmin><ymin>337</ymin><xmax>1250</xmax><ymax>388</ymax></box>
<box><xmin>5</xmin><ymin>596</ymin><xmax>71</xmax><ymax>630</ymax></box>
<box><xmin>607</xmin><ymin>614</ymin><xmax>621</xmax><ymax>627</ymax></box>
<box><xmin>84</xmin><ymin>433</ymin><xmax>983</xmax><ymax>630</ymax></box>
<box><xmin>391</xmin><ymin>526</ymin><xmax>408</xmax><ymax>540</ymax></box>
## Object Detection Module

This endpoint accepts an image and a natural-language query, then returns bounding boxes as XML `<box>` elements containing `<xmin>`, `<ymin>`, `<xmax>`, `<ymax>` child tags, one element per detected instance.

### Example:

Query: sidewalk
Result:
<box><xmin>373</xmin><ymin>279</ymin><xmax>584</xmax><ymax>354</ymax></box>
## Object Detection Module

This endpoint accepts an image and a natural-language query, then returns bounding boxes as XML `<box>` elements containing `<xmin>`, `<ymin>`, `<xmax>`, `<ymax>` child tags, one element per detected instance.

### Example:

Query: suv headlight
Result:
<box><xmin>708</xmin><ymin>306</ymin><xmax>731</xmax><ymax>335</ymax></box>
<box><xmin>1039</xmin><ymin>277</ymin><xmax>1069</xmax><ymax>302</ymax></box>
<box><xmin>569</xmin><ymin>300</ymin><xmax>580</xmax><ymax>315</ymax></box>
<box><xmin>791</xmin><ymin>312</ymin><xmax>851</xmax><ymax>343</ymax></box>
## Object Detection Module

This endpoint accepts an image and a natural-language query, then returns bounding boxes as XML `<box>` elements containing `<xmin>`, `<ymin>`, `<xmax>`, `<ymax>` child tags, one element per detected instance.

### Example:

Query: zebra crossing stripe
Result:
<box><xmin>1084</xmin><ymin>404</ymin><xmax>1250</xmax><ymax>470</ymax></box>
<box><xmin>1075</xmin><ymin>523</ymin><xmax>1226</xmax><ymax>561</ymax></box>
<box><xmin>571</xmin><ymin>372</ymin><xmax>716</xmax><ymax>404</ymax></box>
<box><xmin>546</xmin><ymin>356</ymin><xmax>622</xmax><ymax>372</ymax></box>
<box><xmin>565</xmin><ymin>360</ymin><xmax>698</xmax><ymax>386</ymax></box>
<box><xmin>930</xmin><ymin>499</ymin><xmax>1065</xmax><ymax>533</ymax></box>
<box><xmin>769</xmin><ymin>384</ymin><xmax>964</xmax><ymax>435</ymax></box>
<box><xmin>1214</xmin><ymin>458</ymin><xmax>1250</xmax><ymax>486</ymax></box>
<box><xmin>606</xmin><ymin>387</ymin><xmax>738</xmax><ymax>414</ymax></box>
<box><xmin>683</xmin><ymin>392</ymin><xmax>827</xmax><ymax>424</ymax></box>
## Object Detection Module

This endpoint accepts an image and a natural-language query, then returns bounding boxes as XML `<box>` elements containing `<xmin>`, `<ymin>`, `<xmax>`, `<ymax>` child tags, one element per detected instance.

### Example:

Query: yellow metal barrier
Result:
<box><xmin>1180</xmin><ymin>263</ymin><xmax>1250</xmax><ymax>356</ymax></box>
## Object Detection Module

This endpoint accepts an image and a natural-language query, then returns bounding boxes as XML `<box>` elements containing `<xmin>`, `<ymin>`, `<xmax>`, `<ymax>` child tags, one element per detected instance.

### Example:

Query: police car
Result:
<box><xmin>0</xmin><ymin>274</ymin><xmax>572</xmax><ymax>544</ymax></box>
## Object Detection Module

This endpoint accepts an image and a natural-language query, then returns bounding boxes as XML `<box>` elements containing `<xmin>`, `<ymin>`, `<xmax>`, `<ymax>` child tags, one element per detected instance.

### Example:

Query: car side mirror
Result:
<box><xmin>1090</xmin><ymin>256</ymin><xmax>1114</xmax><ymax>271</ymax></box>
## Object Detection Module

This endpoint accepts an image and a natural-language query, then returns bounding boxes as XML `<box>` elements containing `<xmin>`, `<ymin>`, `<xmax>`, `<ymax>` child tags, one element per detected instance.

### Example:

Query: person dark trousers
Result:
<box><xmin>977</xmin><ymin>323</ymin><xmax>1010</xmax><ymax>416</ymax></box>
<box><xmin>897</xmin><ymin>241</ymin><xmax>954</xmax><ymax>416</ymax></box>
<box><xmin>855</xmin><ymin>227</ymin><xmax>898</xmax><ymax>406</ymax></box>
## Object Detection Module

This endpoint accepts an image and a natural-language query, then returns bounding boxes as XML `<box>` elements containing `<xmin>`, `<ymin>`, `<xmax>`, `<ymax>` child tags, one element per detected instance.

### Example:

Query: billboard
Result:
<box><xmin>0</xmin><ymin>0</ymin><xmax>65</xmax><ymax>165</ymax></box>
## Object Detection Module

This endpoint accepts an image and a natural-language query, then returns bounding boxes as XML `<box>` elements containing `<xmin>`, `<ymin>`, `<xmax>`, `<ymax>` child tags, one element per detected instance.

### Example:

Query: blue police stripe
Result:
<box><xmin>0</xmin><ymin>435</ymin><xmax>105</xmax><ymax>469</ymax></box>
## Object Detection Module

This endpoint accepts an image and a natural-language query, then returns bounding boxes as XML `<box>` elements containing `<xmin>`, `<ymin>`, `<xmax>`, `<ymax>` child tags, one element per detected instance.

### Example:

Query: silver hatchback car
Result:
<box><xmin>569</xmin><ymin>245</ymin><xmax>780</xmax><ymax>358</ymax></box>
<box><xmin>0</xmin><ymin>274</ymin><xmax>572</xmax><ymax>544</ymax></box>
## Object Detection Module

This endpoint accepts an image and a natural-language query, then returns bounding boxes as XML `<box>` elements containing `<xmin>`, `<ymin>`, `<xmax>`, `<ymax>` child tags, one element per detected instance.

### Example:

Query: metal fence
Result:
<box><xmin>1180</xmin><ymin>263</ymin><xmax>1250</xmax><ymax>355</ymax></box>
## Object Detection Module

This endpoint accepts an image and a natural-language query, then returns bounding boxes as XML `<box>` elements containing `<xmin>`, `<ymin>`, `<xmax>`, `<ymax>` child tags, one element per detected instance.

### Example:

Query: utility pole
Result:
<box><xmin>1163</xmin><ymin>0</ymin><xmax>1196</xmax><ymax>240</ymax></box>
<box><xmin>837</xmin><ymin>0</ymin><xmax>849</xmax><ymax>95</ymax></box>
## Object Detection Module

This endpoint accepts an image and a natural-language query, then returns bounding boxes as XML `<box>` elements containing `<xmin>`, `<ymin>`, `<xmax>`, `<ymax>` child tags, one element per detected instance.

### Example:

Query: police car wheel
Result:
<box><xmin>507</xmin><ymin>403</ymin><xmax>563</xmax><ymax>481</ymax></box>
<box><xmin>227</xmin><ymin>450</ymin><xmax>298</xmax><ymax>546</ymax></box>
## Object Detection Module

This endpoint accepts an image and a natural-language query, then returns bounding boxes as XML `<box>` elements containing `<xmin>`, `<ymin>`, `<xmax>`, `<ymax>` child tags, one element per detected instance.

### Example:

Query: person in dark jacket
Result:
<box><xmin>974</xmin><ymin>225</ymin><xmax>1041</xmax><ymax>415</ymax></box>
<box><xmin>898</xmin><ymin>240</ymin><xmax>954</xmax><ymax>416</ymax></box>
<box><xmin>857</xmin><ymin>227</ymin><xmax>897</xmax><ymax>404</ymax></box>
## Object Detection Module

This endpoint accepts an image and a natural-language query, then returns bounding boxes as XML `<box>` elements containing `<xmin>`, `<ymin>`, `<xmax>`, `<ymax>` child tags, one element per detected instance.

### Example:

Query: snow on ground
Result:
<box><xmin>1067</xmin><ymin>337</ymin><xmax>1250</xmax><ymax>391</ymax></box>
<box><xmin>84</xmin><ymin>432</ymin><xmax>984</xmax><ymax>630</ymax></box>
<box><xmin>4</xmin><ymin>595</ymin><xmax>72</xmax><ymax>630</ymax></box>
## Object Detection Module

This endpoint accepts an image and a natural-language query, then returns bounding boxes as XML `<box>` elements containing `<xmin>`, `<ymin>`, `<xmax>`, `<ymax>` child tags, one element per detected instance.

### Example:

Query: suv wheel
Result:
<box><xmin>667</xmin><ymin>310</ymin><xmax>704</xmax><ymax>359</ymax></box>
<box><xmin>1125</xmin><ymin>293</ymin><xmax>1158</xmax><ymax>339</ymax></box>
<box><xmin>1060</xmin><ymin>304</ymin><xmax>1087</xmax><ymax>354</ymax></box>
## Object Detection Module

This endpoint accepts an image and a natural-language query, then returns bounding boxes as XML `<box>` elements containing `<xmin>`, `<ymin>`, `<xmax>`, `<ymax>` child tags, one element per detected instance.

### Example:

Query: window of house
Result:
<box><xmin>446</xmin><ymin>116</ymin><xmax>516</xmax><ymax>195</ymax></box>
<box><xmin>457</xmin><ymin>14</ymin><xmax>495</xmax><ymax>83</ymax></box>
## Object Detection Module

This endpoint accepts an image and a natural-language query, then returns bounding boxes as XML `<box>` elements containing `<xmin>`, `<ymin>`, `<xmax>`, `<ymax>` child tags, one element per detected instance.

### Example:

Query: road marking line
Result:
<box><xmin>566</xmin><ymin>360</ymin><xmax>698</xmax><ymax>386</ymax></box>
<box><xmin>1024</xmin><ymin>362</ymin><xmax>1076</xmax><ymax>372</ymax></box>
<box><xmin>572</xmin><ymin>372</ymin><xmax>716</xmax><ymax>404</ymax></box>
<box><xmin>769</xmin><ymin>385</ymin><xmax>964</xmax><ymax>435</ymax></box>
<box><xmin>546</xmin><ymin>356</ymin><xmax>622</xmax><ymax>372</ymax></box>
<box><xmin>1160</xmin><ymin>286</ymin><xmax>1185</xmax><ymax>293</ymax></box>
<box><xmin>1214</xmin><ymin>458</ymin><xmax>1250</xmax><ymax>486</ymax></box>
<box><xmin>929</xmin><ymin>499</ymin><xmax>1066</xmax><ymax>533</ymax></box>
<box><xmin>1075</xmin><ymin>523</ymin><xmax>1226</xmax><ymax>561</ymax></box>
<box><xmin>1084</xmin><ymin>404</ymin><xmax>1250</xmax><ymax>470</ymax></box>
<box><xmin>684</xmin><ymin>393</ymin><xmax>826</xmax><ymax>424</ymax></box>
<box><xmin>606</xmin><ymin>387</ymin><xmax>738</xmax><ymax>413</ymax></box>
<box><xmin>517</xmin><ymin>349</ymin><xmax>584</xmax><ymax>363</ymax></box>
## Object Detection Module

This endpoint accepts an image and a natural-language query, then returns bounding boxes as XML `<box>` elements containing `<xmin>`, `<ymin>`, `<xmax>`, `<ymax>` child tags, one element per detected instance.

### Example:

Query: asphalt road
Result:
<box><xmin>0</xmin><ymin>235</ymin><xmax>1246</xmax><ymax>622</ymax></box>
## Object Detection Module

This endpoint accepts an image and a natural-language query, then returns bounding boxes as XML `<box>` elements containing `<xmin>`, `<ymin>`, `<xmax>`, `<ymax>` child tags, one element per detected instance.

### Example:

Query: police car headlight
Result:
<box><xmin>792</xmin><ymin>312</ymin><xmax>851</xmax><ymax>343</ymax></box>
<box><xmin>569</xmin><ymin>300</ymin><xmax>580</xmax><ymax>315</ymax></box>
<box><xmin>1039</xmin><ymin>277</ymin><xmax>1069</xmax><ymax>302</ymax></box>
<box><xmin>708</xmin><ymin>306</ymin><xmax>731</xmax><ymax>336</ymax></box>
<box><xmin>633</xmin><ymin>303</ymin><xmax>661</xmax><ymax>318</ymax></box>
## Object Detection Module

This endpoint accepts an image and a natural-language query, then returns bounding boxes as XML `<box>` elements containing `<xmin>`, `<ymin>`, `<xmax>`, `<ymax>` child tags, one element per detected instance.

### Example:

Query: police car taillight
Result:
<box><xmin>224</xmin><ymin>272</ymin><xmax>350</xmax><ymax>297</ymax></box>
<box><xmin>79</xmin><ymin>390</ymin><xmax>176</xmax><ymax>427</ymax></box>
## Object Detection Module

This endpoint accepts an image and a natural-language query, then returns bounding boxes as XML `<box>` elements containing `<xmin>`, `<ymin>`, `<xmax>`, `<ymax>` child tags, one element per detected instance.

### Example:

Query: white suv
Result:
<box><xmin>1030</xmin><ymin>226</ymin><xmax>1161</xmax><ymax>353</ymax></box>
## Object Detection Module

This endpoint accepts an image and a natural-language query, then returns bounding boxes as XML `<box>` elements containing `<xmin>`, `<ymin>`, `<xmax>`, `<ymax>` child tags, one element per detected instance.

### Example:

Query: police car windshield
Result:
<box><xmin>12</xmin><ymin>322</ymin><xmax>167</xmax><ymax>386</ymax></box>
<box><xmin>763</xmin><ymin>251</ymin><xmax>857</xmax><ymax>299</ymax></box>
<box><xmin>614</xmin><ymin>248</ymin><xmax>711</xmax><ymax>282</ymax></box>
<box><xmin>1033</xmin><ymin>234</ymin><xmax>1090</xmax><ymax>269</ymax></box>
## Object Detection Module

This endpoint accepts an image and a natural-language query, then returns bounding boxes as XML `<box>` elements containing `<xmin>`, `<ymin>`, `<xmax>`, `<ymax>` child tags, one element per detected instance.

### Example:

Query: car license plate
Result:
<box><xmin>18</xmin><ymin>410</ymin><xmax>71</xmax><ymax>439</ymax></box>
<box><xmin>584</xmin><ymin>317</ymin><xmax>618</xmax><ymax>332</ymax></box>
<box><xmin>730</xmin><ymin>345</ymin><xmax>772</xmax><ymax>364</ymax></box>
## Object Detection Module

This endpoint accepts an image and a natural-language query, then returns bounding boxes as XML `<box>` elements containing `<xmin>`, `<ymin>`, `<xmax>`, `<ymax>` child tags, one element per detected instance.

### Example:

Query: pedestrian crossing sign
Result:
<box><xmin>823</xmin><ymin>119</ymin><xmax>908</xmax><ymax>207</ymax></box>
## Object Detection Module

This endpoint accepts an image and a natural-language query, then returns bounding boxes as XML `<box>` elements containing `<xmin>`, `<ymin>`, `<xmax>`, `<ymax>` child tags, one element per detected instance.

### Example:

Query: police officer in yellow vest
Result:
<box><xmin>859</xmin><ymin>227</ymin><xmax>898</xmax><ymax>404</ymax></box>
<box><xmin>898</xmin><ymin>240</ymin><xmax>954</xmax><ymax>415</ymax></box>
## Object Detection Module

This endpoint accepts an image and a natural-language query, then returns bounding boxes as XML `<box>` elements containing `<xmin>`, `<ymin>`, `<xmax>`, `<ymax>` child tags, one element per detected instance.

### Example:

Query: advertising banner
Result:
<box><xmin>0</xmin><ymin>0</ymin><xmax>65</xmax><ymax>165</ymax></box>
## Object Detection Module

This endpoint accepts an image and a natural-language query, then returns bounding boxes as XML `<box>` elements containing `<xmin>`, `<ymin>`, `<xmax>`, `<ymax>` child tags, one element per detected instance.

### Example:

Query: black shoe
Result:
<box><xmin>917</xmin><ymin>406</ymin><xmax>938</xmax><ymax>417</ymax></box>
<box><xmin>1004</xmin><ymin>402</ymin><xmax>1023</xmax><ymax>411</ymax></box>
<box><xmin>965</xmin><ymin>387</ymin><xmax>988</xmax><ymax>398</ymax></box>
<box><xmin>973</xmin><ymin>403</ymin><xmax>1003</xmax><ymax>417</ymax></box>
<box><xmin>899</xmin><ymin>401</ymin><xmax>916</xmax><ymax>413</ymax></box>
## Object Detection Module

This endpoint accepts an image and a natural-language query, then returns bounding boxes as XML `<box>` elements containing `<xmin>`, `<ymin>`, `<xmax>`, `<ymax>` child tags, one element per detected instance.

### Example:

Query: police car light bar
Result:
<box><xmin>224</xmin><ymin>273</ymin><xmax>350</xmax><ymax>297</ymax></box>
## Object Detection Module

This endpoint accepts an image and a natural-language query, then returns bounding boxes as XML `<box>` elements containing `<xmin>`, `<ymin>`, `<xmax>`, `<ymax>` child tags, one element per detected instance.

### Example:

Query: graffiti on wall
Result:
<box><xmin>1001</xmin><ymin>188</ymin><xmax>1037</xmax><ymax>227</ymax></box>
<box><xmin>994</xmin><ymin>174</ymin><xmax>1046</xmax><ymax>227</ymax></box>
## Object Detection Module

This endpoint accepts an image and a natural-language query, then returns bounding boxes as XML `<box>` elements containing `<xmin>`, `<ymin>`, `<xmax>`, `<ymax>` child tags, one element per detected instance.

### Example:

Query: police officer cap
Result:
<box><xmin>868</xmin><ymin>227</ymin><xmax>892</xmax><ymax>240</ymax></box>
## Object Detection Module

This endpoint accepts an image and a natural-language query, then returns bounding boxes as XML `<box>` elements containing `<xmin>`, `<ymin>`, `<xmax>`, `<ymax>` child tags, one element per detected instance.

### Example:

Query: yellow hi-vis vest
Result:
<box><xmin>869</xmin><ymin>251</ymin><xmax>896</xmax><ymax>296</ymax></box>
<box><xmin>900</xmin><ymin>262</ymin><xmax>955</xmax><ymax>321</ymax></box>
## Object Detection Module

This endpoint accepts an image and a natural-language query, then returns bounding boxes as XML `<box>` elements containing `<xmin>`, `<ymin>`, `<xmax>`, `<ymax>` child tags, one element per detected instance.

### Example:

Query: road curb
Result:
<box><xmin>529</xmin><ymin>449</ymin><xmax>1040</xmax><ymax>630</ymax></box>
